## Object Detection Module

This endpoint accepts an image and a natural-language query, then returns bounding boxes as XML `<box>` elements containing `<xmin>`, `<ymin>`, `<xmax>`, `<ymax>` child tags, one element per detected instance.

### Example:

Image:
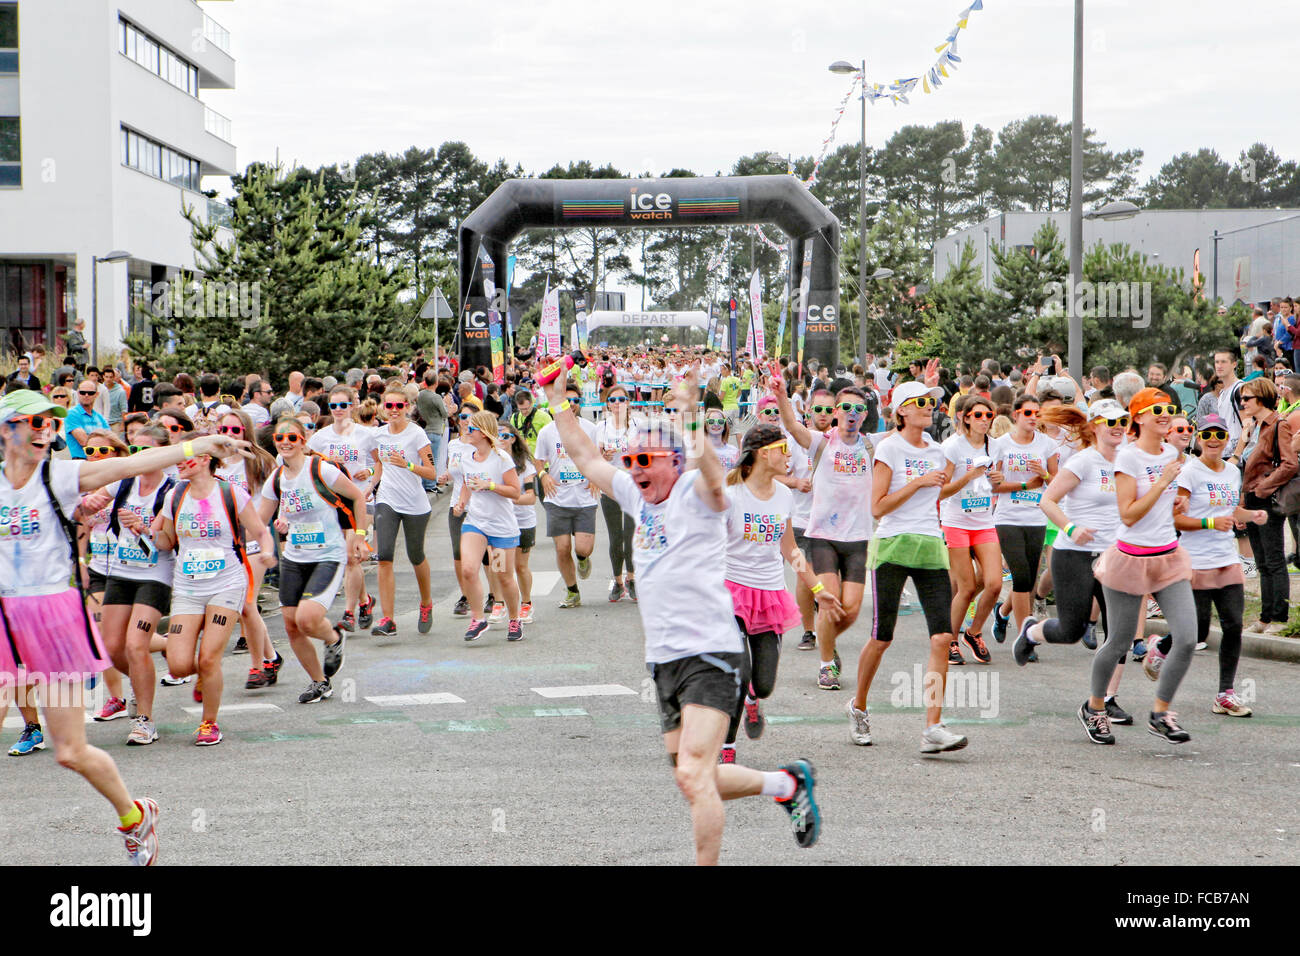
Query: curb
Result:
<box><xmin>1144</xmin><ymin>618</ymin><xmax>1300</xmax><ymax>664</ymax></box>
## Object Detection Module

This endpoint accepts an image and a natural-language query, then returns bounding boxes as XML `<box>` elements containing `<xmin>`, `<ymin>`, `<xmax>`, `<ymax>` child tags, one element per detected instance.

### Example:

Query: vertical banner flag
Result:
<box><xmin>477</xmin><ymin>246</ymin><xmax>505</xmax><ymax>385</ymax></box>
<box><xmin>744</xmin><ymin>309</ymin><xmax>755</xmax><ymax>358</ymax></box>
<box><xmin>705</xmin><ymin>302</ymin><xmax>715</xmax><ymax>349</ymax></box>
<box><xmin>728</xmin><ymin>297</ymin><xmax>739</xmax><ymax>371</ymax></box>
<box><xmin>540</xmin><ymin>279</ymin><xmax>562</xmax><ymax>358</ymax></box>
<box><xmin>795</xmin><ymin>244</ymin><xmax>814</xmax><ymax>372</ymax></box>
<box><xmin>574</xmin><ymin>292</ymin><xmax>589</xmax><ymax>350</ymax></box>
<box><xmin>749</xmin><ymin>269</ymin><xmax>764</xmax><ymax>359</ymax></box>
<box><xmin>775</xmin><ymin>278</ymin><xmax>790</xmax><ymax>358</ymax></box>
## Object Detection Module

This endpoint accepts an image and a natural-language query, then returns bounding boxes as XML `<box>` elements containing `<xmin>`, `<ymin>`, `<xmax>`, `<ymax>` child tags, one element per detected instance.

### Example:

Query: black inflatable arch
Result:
<box><xmin>457</xmin><ymin>174</ymin><xmax>840</xmax><ymax>370</ymax></box>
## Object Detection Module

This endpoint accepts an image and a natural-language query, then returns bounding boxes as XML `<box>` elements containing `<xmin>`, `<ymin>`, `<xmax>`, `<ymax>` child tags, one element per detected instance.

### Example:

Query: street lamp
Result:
<box><xmin>1085</xmin><ymin>200</ymin><xmax>1139</xmax><ymax>221</ymax></box>
<box><xmin>829</xmin><ymin>58</ymin><xmax>869</xmax><ymax>370</ymax></box>
<box><xmin>91</xmin><ymin>250</ymin><xmax>131</xmax><ymax>366</ymax></box>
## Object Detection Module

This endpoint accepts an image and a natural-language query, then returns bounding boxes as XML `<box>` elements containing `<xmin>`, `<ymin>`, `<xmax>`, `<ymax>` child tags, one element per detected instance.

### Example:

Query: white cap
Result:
<box><xmin>891</xmin><ymin>381</ymin><xmax>944</xmax><ymax>407</ymax></box>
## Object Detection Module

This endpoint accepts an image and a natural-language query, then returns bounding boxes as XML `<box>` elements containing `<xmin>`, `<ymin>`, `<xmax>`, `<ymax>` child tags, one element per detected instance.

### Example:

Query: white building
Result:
<box><xmin>933</xmin><ymin>209</ymin><xmax>1300</xmax><ymax>306</ymax></box>
<box><xmin>0</xmin><ymin>0</ymin><xmax>236</xmax><ymax>364</ymax></box>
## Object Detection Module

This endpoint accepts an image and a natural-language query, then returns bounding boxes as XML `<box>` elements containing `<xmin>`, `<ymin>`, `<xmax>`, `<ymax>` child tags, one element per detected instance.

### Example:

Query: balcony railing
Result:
<box><xmin>202</xmin><ymin>13</ymin><xmax>231</xmax><ymax>55</ymax></box>
<box><xmin>204</xmin><ymin>105</ymin><xmax>233</xmax><ymax>144</ymax></box>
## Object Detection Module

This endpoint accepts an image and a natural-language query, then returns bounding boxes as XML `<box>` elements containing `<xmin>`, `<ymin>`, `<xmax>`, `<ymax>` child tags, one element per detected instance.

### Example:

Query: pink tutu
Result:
<box><xmin>725</xmin><ymin>580</ymin><xmax>801</xmax><ymax>636</ymax></box>
<box><xmin>1191</xmin><ymin>563</ymin><xmax>1245</xmax><ymax>591</ymax></box>
<box><xmin>1093</xmin><ymin>544</ymin><xmax>1192</xmax><ymax>597</ymax></box>
<box><xmin>0</xmin><ymin>590</ymin><xmax>110</xmax><ymax>681</ymax></box>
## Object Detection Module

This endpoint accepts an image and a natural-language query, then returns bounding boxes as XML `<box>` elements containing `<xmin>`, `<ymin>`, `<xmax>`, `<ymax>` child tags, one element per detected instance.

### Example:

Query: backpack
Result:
<box><xmin>37</xmin><ymin>461</ymin><xmax>103</xmax><ymax>665</ymax></box>
<box><xmin>271</xmin><ymin>454</ymin><xmax>359</xmax><ymax>532</ymax></box>
<box><xmin>169</xmin><ymin>478</ymin><xmax>254</xmax><ymax>606</ymax></box>
<box><xmin>107</xmin><ymin>475</ymin><xmax>175</xmax><ymax>538</ymax></box>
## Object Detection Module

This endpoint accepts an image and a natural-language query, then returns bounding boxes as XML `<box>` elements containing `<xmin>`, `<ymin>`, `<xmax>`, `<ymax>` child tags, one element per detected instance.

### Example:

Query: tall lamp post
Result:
<box><xmin>91</xmin><ymin>250</ymin><xmax>131</xmax><ymax>367</ymax></box>
<box><xmin>829</xmin><ymin>59</ymin><xmax>868</xmax><ymax>370</ymax></box>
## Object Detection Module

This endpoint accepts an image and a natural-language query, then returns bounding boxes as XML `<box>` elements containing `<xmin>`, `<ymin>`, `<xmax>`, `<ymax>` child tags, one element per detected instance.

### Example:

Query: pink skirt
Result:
<box><xmin>725</xmin><ymin>580</ymin><xmax>801</xmax><ymax>636</ymax></box>
<box><xmin>0</xmin><ymin>590</ymin><xmax>110</xmax><ymax>681</ymax></box>
<box><xmin>1192</xmin><ymin>563</ymin><xmax>1245</xmax><ymax>591</ymax></box>
<box><xmin>1093</xmin><ymin>544</ymin><xmax>1192</xmax><ymax>597</ymax></box>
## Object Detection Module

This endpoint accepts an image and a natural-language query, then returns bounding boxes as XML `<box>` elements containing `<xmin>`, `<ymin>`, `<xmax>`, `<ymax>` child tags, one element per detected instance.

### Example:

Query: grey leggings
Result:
<box><xmin>375</xmin><ymin>503</ymin><xmax>430</xmax><ymax>565</ymax></box>
<box><xmin>599</xmin><ymin>494</ymin><xmax>635</xmax><ymax>578</ymax></box>
<box><xmin>1094</xmin><ymin>579</ymin><xmax>1196</xmax><ymax>702</ymax></box>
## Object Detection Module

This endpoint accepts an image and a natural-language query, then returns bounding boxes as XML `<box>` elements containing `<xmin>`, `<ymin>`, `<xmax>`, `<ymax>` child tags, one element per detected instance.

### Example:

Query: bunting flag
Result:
<box><xmin>749</xmin><ymin>269</ymin><xmax>764</xmax><ymax>358</ymax></box>
<box><xmin>477</xmin><ymin>246</ymin><xmax>505</xmax><ymax>385</ymax></box>
<box><xmin>752</xmin><ymin>224</ymin><xmax>787</xmax><ymax>253</ymax></box>
<box><xmin>804</xmin><ymin>72</ymin><xmax>861</xmax><ymax>188</ymax></box>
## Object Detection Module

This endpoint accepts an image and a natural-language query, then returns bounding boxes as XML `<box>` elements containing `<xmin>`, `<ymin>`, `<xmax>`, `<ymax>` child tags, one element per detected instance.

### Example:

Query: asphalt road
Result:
<box><xmin>3</xmin><ymin>490</ymin><xmax>1299</xmax><ymax>866</ymax></box>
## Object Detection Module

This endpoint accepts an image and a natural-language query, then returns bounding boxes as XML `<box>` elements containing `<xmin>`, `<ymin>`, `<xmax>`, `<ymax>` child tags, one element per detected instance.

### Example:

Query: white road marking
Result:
<box><xmin>532</xmin><ymin>684</ymin><xmax>636</xmax><ymax>699</ymax></box>
<box><xmin>4</xmin><ymin>713</ymin><xmax>93</xmax><ymax>728</ymax></box>
<box><xmin>365</xmin><ymin>693</ymin><xmax>465</xmax><ymax>706</ymax></box>
<box><xmin>528</xmin><ymin>571</ymin><xmax>563</xmax><ymax>596</ymax></box>
<box><xmin>182</xmin><ymin>702</ymin><xmax>282</xmax><ymax>716</ymax></box>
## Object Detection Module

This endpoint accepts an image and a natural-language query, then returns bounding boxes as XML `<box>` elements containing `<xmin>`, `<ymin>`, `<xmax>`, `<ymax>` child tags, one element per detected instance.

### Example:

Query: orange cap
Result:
<box><xmin>1128</xmin><ymin>387</ymin><xmax>1170</xmax><ymax>416</ymax></box>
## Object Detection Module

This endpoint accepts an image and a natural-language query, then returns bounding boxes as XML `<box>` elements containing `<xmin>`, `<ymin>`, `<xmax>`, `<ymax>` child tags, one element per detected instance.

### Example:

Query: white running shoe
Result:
<box><xmin>121</xmin><ymin>798</ymin><xmax>159</xmax><ymax>866</ymax></box>
<box><xmin>846</xmin><ymin>700</ymin><xmax>872</xmax><ymax>746</ymax></box>
<box><xmin>519</xmin><ymin>602</ymin><xmax>534</xmax><ymax>624</ymax></box>
<box><xmin>920</xmin><ymin>723</ymin><xmax>968</xmax><ymax>754</ymax></box>
<box><xmin>489</xmin><ymin>602</ymin><xmax>506</xmax><ymax>624</ymax></box>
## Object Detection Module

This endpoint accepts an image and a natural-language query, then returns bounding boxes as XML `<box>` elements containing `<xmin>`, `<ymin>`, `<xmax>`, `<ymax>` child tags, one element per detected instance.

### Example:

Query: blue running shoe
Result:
<box><xmin>776</xmin><ymin>759</ymin><xmax>822</xmax><ymax>849</ymax></box>
<box><xmin>1082</xmin><ymin>622</ymin><xmax>1098</xmax><ymax>650</ymax></box>
<box><xmin>992</xmin><ymin>604</ymin><xmax>1010</xmax><ymax>644</ymax></box>
<box><xmin>1132</xmin><ymin>638</ymin><xmax>1148</xmax><ymax>662</ymax></box>
<box><xmin>7</xmin><ymin>723</ymin><xmax>45</xmax><ymax>756</ymax></box>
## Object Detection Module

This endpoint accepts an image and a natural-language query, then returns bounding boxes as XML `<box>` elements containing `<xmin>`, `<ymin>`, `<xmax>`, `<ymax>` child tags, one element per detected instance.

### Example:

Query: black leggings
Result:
<box><xmin>870</xmin><ymin>563</ymin><xmax>953</xmax><ymax>641</ymax></box>
<box><xmin>1041</xmin><ymin>549</ymin><xmax>1108</xmax><ymax>644</ymax></box>
<box><xmin>599</xmin><ymin>494</ymin><xmax>635</xmax><ymax>578</ymax></box>
<box><xmin>1157</xmin><ymin>583</ymin><xmax>1243</xmax><ymax>693</ymax></box>
<box><xmin>996</xmin><ymin>524</ymin><xmax>1045</xmax><ymax>593</ymax></box>
<box><xmin>725</xmin><ymin>620</ymin><xmax>780</xmax><ymax>745</ymax></box>
<box><xmin>375</xmin><ymin>503</ymin><xmax>430</xmax><ymax>565</ymax></box>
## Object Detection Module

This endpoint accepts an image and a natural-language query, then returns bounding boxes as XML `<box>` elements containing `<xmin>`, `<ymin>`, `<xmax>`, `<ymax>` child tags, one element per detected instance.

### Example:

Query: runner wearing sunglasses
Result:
<box><xmin>594</xmin><ymin>385</ymin><xmax>640</xmax><ymax>603</ymax></box>
<box><xmin>368</xmin><ymin>388</ymin><xmax>437</xmax><ymax>636</ymax></box>
<box><xmin>772</xmin><ymin>378</ymin><xmax>874</xmax><ymax>691</ymax></box>
<box><xmin>311</xmin><ymin>386</ymin><xmax>378</xmax><ymax>632</ymax></box>
<box><xmin>535</xmin><ymin>385</ymin><xmax>599</xmax><ymax>609</ymax></box>
<box><xmin>538</xmin><ymin>367</ymin><xmax>822</xmax><ymax>863</ymax></box>
<box><xmin>441</xmin><ymin>397</ymin><xmax>482</xmax><ymax>617</ymax></box>
<box><xmin>784</xmin><ymin>388</ymin><xmax>836</xmax><ymax>652</ymax></box>
<box><xmin>258</xmin><ymin>419</ymin><xmax>368</xmax><ymax>703</ymax></box>
<box><xmin>722</xmin><ymin>424</ymin><xmax>843</xmax><ymax>763</ymax></box>
<box><xmin>499</xmin><ymin>422</ymin><xmax>539</xmax><ymax>623</ymax></box>
<box><xmin>703</xmin><ymin>409</ymin><xmax>739</xmax><ymax>470</ymax></box>
<box><xmin>0</xmin><ymin>389</ymin><xmax>251</xmax><ymax>864</ymax></box>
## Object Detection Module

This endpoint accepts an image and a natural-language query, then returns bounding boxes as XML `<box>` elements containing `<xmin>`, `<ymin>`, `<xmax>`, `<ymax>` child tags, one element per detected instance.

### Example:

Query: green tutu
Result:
<box><xmin>869</xmin><ymin>533</ymin><xmax>950</xmax><ymax>571</ymax></box>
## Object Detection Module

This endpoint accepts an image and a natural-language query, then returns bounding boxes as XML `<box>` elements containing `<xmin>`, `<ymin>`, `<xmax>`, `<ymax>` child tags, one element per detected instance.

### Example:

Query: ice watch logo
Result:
<box><xmin>629</xmin><ymin>188</ymin><xmax>672</xmax><ymax>221</ymax></box>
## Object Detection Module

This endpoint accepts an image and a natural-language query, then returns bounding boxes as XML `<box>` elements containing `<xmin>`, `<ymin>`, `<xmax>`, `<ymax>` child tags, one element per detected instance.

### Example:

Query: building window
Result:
<box><xmin>0</xmin><ymin>115</ymin><xmax>18</xmax><ymax>187</ymax></box>
<box><xmin>120</xmin><ymin>126</ymin><xmax>201</xmax><ymax>192</ymax></box>
<box><xmin>0</xmin><ymin>2</ymin><xmax>16</xmax><ymax>74</ymax></box>
<box><xmin>1</xmin><ymin>263</ymin><xmax>49</xmax><ymax>354</ymax></box>
<box><xmin>117</xmin><ymin>17</ymin><xmax>201</xmax><ymax>98</ymax></box>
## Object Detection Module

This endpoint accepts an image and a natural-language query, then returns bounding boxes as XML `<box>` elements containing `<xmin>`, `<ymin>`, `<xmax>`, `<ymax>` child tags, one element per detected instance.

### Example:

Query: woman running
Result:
<box><xmin>594</xmin><ymin>384</ymin><xmax>639</xmax><ymax>602</ymax></box>
<box><xmin>368</xmin><ymin>386</ymin><xmax>437</xmax><ymax>637</ymax></box>
<box><xmin>440</xmin><ymin>397</ymin><xmax>481</xmax><ymax>618</ymax></box>
<box><xmin>1072</xmin><ymin>388</ymin><xmax>1199</xmax><ymax>745</ymax></box>
<box><xmin>453</xmin><ymin>410</ymin><xmax>523</xmax><ymax>642</ymax></box>
<box><xmin>0</xmin><ymin>390</ymin><xmax>247</xmax><ymax>864</ymax></box>
<box><xmin>500</xmin><ymin>422</ymin><xmax>538</xmax><ymax>623</ymax></box>
<box><xmin>258</xmin><ymin>418</ymin><xmax>368</xmax><ymax>703</ymax></box>
<box><xmin>940</xmin><ymin>394</ymin><xmax>1002</xmax><ymax>666</ymax></box>
<box><xmin>785</xmin><ymin>387</ymin><xmax>836</xmax><ymax>652</ymax></box>
<box><xmin>721</xmin><ymin>424</ymin><xmax>842</xmax><ymax>763</ymax></box>
<box><xmin>703</xmin><ymin>407</ymin><xmax>740</xmax><ymax>470</ymax></box>
<box><xmin>310</xmin><ymin>386</ymin><xmax>377</xmax><ymax>633</ymax></box>
<box><xmin>847</xmin><ymin>382</ymin><xmax>967</xmax><ymax>754</ymax></box>
<box><xmin>151</xmin><ymin>432</ymin><xmax>276</xmax><ymax>746</ymax></box>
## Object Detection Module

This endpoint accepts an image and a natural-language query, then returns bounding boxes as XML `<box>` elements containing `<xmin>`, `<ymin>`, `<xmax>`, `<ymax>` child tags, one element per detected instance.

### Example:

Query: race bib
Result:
<box><xmin>90</xmin><ymin>531</ymin><xmax>112</xmax><ymax>558</ymax></box>
<box><xmin>116</xmin><ymin>535</ymin><xmax>158</xmax><ymax>568</ymax></box>
<box><xmin>181</xmin><ymin>548</ymin><xmax>226</xmax><ymax>580</ymax></box>
<box><xmin>1010</xmin><ymin>490</ymin><xmax>1042</xmax><ymax>506</ymax></box>
<box><xmin>557</xmin><ymin>466</ymin><xmax>584</xmax><ymax>483</ymax></box>
<box><xmin>959</xmin><ymin>494</ymin><xmax>992</xmax><ymax>514</ymax></box>
<box><xmin>289</xmin><ymin>521</ymin><xmax>327</xmax><ymax>551</ymax></box>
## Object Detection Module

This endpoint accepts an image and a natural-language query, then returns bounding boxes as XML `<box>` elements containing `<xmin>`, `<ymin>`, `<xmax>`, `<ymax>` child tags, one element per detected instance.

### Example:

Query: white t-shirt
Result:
<box><xmin>873</xmin><ymin>432</ymin><xmax>946</xmax><ymax>539</ymax></box>
<box><xmin>242</xmin><ymin>402</ymin><xmax>270</xmax><ymax>427</ymax></box>
<box><xmin>1054</xmin><ymin>447</ymin><xmax>1120</xmax><ymax>553</ymax></box>
<box><xmin>786</xmin><ymin>426</ymin><xmax>815</xmax><ymax>531</ymax></box>
<box><xmin>0</xmin><ymin>460</ymin><xmax>83</xmax><ymax>597</ymax></box>
<box><xmin>804</xmin><ymin>429</ymin><xmax>873</xmax><ymax>542</ymax></box>
<box><xmin>372</xmin><ymin>423</ymin><xmax>432</xmax><ymax>516</ymax></box>
<box><xmin>461</xmin><ymin>448</ymin><xmax>520</xmax><ymax>539</ymax></box>
<box><xmin>1113</xmin><ymin>443</ymin><xmax>1180</xmax><ymax>547</ymax></box>
<box><xmin>992</xmin><ymin>431</ymin><xmax>1058</xmax><ymax>527</ymax></box>
<box><xmin>513</xmin><ymin>462</ymin><xmax>538</xmax><ymax>530</ymax></box>
<box><xmin>164</xmin><ymin>481</ymin><xmax>252</xmax><ymax>594</ymax></box>
<box><xmin>611</xmin><ymin>469</ymin><xmax>743</xmax><ymax>664</ymax></box>
<box><xmin>1217</xmin><ymin>381</ymin><xmax>1244</xmax><ymax>451</ymax></box>
<box><xmin>1176</xmin><ymin>457</ymin><xmax>1242</xmax><ymax>569</ymax></box>
<box><xmin>536</xmin><ymin>419</ymin><xmax>599</xmax><ymax>509</ymax></box>
<box><xmin>310</xmin><ymin>423</ymin><xmax>374</xmax><ymax>477</ymax></box>
<box><xmin>725</xmin><ymin>481</ymin><xmax>793</xmax><ymax>591</ymax></box>
<box><xmin>262</xmin><ymin>460</ymin><xmax>347</xmax><ymax>565</ymax></box>
<box><xmin>215</xmin><ymin>458</ymin><xmax>252</xmax><ymax>495</ymax></box>
<box><xmin>84</xmin><ymin>491</ymin><xmax>114</xmax><ymax>577</ymax></box>
<box><xmin>445</xmin><ymin>437</ymin><xmax>473</xmax><ymax>502</ymax></box>
<box><xmin>940</xmin><ymin>433</ymin><xmax>996</xmax><ymax>530</ymax></box>
<box><xmin>105</xmin><ymin>476</ymin><xmax>175</xmax><ymax>584</ymax></box>
<box><xmin>593</xmin><ymin>419</ymin><xmax>640</xmax><ymax>462</ymax></box>
<box><xmin>712</xmin><ymin>439</ymin><xmax>740</xmax><ymax>471</ymax></box>
<box><xmin>1042</xmin><ymin>427</ymin><xmax>1079</xmax><ymax>471</ymax></box>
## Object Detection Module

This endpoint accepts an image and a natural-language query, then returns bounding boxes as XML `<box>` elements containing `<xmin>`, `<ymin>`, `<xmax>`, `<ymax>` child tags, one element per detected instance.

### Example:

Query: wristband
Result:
<box><xmin>1201</xmin><ymin>517</ymin><xmax>1211</xmax><ymax>530</ymax></box>
<box><xmin>1021</xmin><ymin>481</ymin><xmax>1028</xmax><ymax>491</ymax></box>
<box><xmin>1064</xmin><ymin>523</ymin><xmax>1077</xmax><ymax>539</ymax></box>
<box><xmin>810</xmin><ymin>582</ymin><xmax>825</xmax><ymax>595</ymax></box>
<box><xmin>489</xmin><ymin>481</ymin><xmax>496</xmax><ymax>491</ymax></box>
<box><xmin>554</xmin><ymin>400</ymin><xmax>571</xmax><ymax>414</ymax></box>
<box><xmin>407</xmin><ymin>461</ymin><xmax>414</xmax><ymax>472</ymax></box>
<box><xmin>182</xmin><ymin>440</ymin><xmax>196</xmax><ymax>459</ymax></box>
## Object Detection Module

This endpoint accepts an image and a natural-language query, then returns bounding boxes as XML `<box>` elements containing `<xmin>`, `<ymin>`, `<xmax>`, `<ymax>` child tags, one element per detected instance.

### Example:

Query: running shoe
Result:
<box><xmin>817</xmin><ymin>664</ymin><xmax>840</xmax><ymax>691</ymax></box>
<box><xmin>1195</xmin><ymin>641</ymin><xmax>1208</xmax><ymax>651</ymax></box>
<box><xmin>371</xmin><ymin>617</ymin><xmax>397</xmax><ymax>637</ymax></box>
<box><xmin>558</xmin><ymin>589</ymin><xmax>582</xmax><ymax>609</ymax></box>
<box><xmin>233</xmin><ymin>635</ymin><xmax>249</xmax><ymax>655</ymax></box>
<box><xmin>298</xmin><ymin>679</ymin><xmax>332</xmax><ymax>704</ymax></box>
<box><xmin>1264</xmin><ymin>622</ymin><xmax>1289</xmax><ymax>636</ymax></box>
<box><xmin>507</xmin><ymin>620</ymin><xmax>524</xmax><ymax>642</ymax></box>
<box><xmin>921</xmin><ymin>723</ymin><xmax>968</xmax><ymax>754</ymax></box>
<box><xmin>846</xmin><ymin>700</ymin><xmax>872</xmax><ymax>746</ymax></box>
<box><xmin>1012</xmin><ymin>616</ymin><xmax>1038</xmax><ymax>667</ymax></box>
<box><xmin>120</xmin><ymin>797</ymin><xmax>159</xmax><ymax>867</ymax></box>
<box><xmin>7</xmin><ymin>723</ymin><xmax>44</xmax><ymax>756</ymax></box>
<box><xmin>1212</xmin><ymin>690</ymin><xmax>1253</xmax><ymax>717</ymax></box>
<box><xmin>488</xmin><ymin>602</ymin><xmax>506</xmax><ymax>624</ymax></box>
<box><xmin>577</xmin><ymin>555</ymin><xmax>591</xmax><ymax>579</ymax></box>
<box><xmin>1147</xmin><ymin>599</ymin><xmax>1163</xmax><ymax>618</ymax></box>
<box><xmin>160</xmin><ymin>672</ymin><xmax>191</xmax><ymax>686</ymax></box>
<box><xmin>264</xmin><ymin>652</ymin><xmax>284</xmax><ymax>686</ymax></box>
<box><xmin>245</xmin><ymin>667</ymin><xmax>269</xmax><ymax>690</ymax></box>
<box><xmin>323</xmin><ymin>627</ymin><xmax>346</xmax><ymax>679</ymax></box>
<box><xmin>948</xmin><ymin>640</ymin><xmax>966</xmax><ymax>665</ymax></box>
<box><xmin>607</xmin><ymin>579</ymin><xmax>624</xmax><ymax>603</ymax></box>
<box><xmin>193</xmin><ymin>679</ymin><xmax>202</xmax><ymax>704</ymax></box>
<box><xmin>358</xmin><ymin>594</ymin><xmax>376</xmax><ymax>629</ymax></box>
<box><xmin>1104</xmin><ymin>697</ymin><xmax>1133</xmax><ymax>725</ymax></box>
<box><xmin>718</xmin><ymin>746</ymin><xmax>736</xmax><ymax>765</ymax></box>
<box><xmin>1077</xmin><ymin>702</ymin><xmax>1115</xmax><ymax>744</ymax></box>
<box><xmin>194</xmin><ymin>720</ymin><xmax>222</xmax><ymax>746</ymax></box>
<box><xmin>1142</xmin><ymin>641</ymin><xmax>1166</xmax><ymax>681</ymax></box>
<box><xmin>1131</xmin><ymin>638</ymin><xmax>1148</xmax><ymax>662</ymax></box>
<box><xmin>338</xmin><ymin>610</ymin><xmax>357</xmax><ymax>633</ymax></box>
<box><xmin>519</xmin><ymin>602</ymin><xmax>534</xmax><ymax>624</ymax></box>
<box><xmin>452</xmin><ymin>595</ymin><xmax>470</xmax><ymax>617</ymax></box>
<box><xmin>1082</xmin><ymin>622</ymin><xmax>1098</xmax><ymax>650</ymax></box>
<box><xmin>465</xmin><ymin>619</ymin><xmax>490</xmax><ymax>642</ymax></box>
<box><xmin>1027</xmin><ymin>647</ymin><xmax>1039</xmax><ymax>663</ymax></box>
<box><xmin>1148</xmin><ymin>710</ymin><xmax>1190</xmax><ymax>743</ymax></box>
<box><xmin>1001</xmin><ymin>569</ymin><xmax>1013</xmax><ymax>583</ymax></box>
<box><xmin>418</xmin><ymin>603</ymin><xmax>434</xmax><ymax>634</ymax></box>
<box><xmin>775</xmin><ymin>759</ymin><xmax>821</xmax><ymax>848</ymax></box>
<box><xmin>127</xmin><ymin>716</ymin><xmax>158</xmax><ymax>746</ymax></box>
<box><xmin>626</xmin><ymin>579</ymin><xmax>637</xmax><ymax>603</ymax></box>
<box><xmin>483</xmin><ymin>594</ymin><xmax>495</xmax><ymax>617</ymax></box>
<box><xmin>94</xmin><ymin>696</ymin><xmax>128</xmax><ymax>721</ymax></box>
<box><xmin>796</xmin><ymin>631</ymin><xmax>816</xmax><ymax>651</ymax></box>
<box><xmin>962</xmin><ymin>630</ymin><xmax>992</xmax><ymax>664</ymax></box>
<box><xmin>743</xmin><ymin>696</ymin><xmax>765</xmax><ymax>740</ymax></box>
<box><xmin>992</xmin><ymin>604</ymin><xmax>1010</xmax><ymax>643</ymax></box>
